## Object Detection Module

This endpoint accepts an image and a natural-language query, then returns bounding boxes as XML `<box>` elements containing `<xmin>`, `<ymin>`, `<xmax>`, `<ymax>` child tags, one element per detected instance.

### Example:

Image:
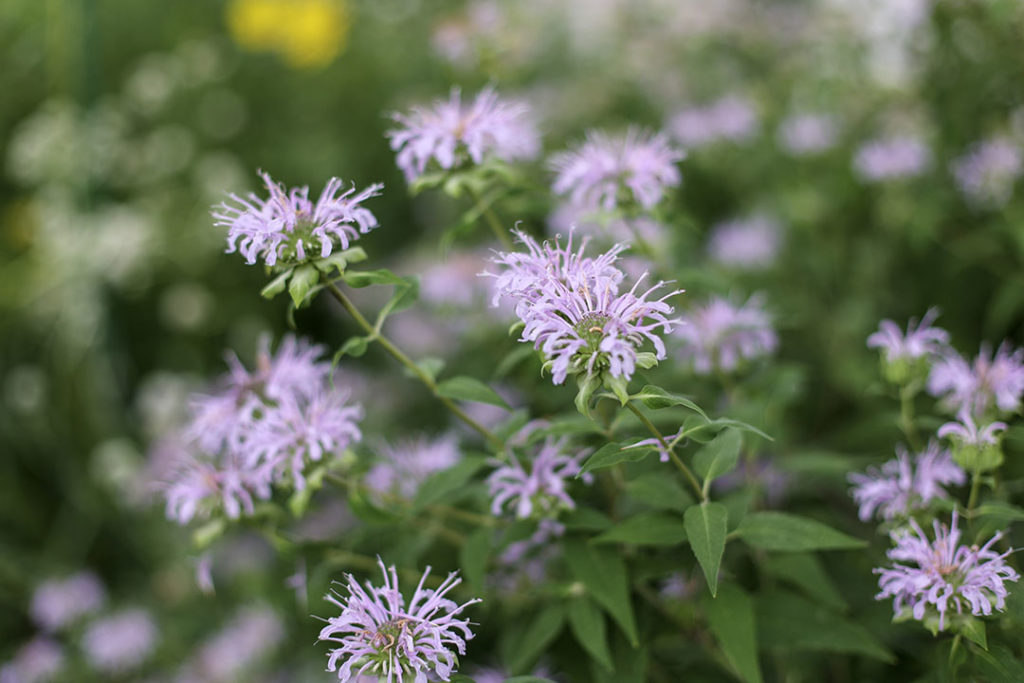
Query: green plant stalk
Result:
<box><xmin>467</xmin><ymin>185</ymin><xmax>514</xmax><ymax>249</ymax></box>
<box><xmin>325</xmin><ymin>282</ymin><xmax>504</xmax><ymax>453</ymax></box>
<box><xmin>899</xmin><ymin>383</ymin><xmax>922</xmax><ymax>451</ymax></box>
<box><xmin>626</xmin><ymin>400</ymin><xmax>705</xmax><ymax>501</ymax></box>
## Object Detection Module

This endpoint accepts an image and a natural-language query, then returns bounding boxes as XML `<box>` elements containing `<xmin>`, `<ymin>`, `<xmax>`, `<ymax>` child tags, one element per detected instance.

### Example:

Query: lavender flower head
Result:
<box><xmin>82</xmin><ymin>608</ymin><xmax>158</xmax><ymax>674</ymax></box>
<box><xmin>214</xmin><ymin>171</ymin><xmax>382</xmax><ymax>267</ymax></box>
<box><xmin>185</xmin><ymin>606</ymin><xmax>285</xmax><ymax>682</ymax></box>
<box><xmin>365</xmin><ymin>434</ymin><xmax>462</xmax><ymax>500</ymax></box>
<box><xmin>29</xmin><ymin>571</ymin><xmax>106</xmax><ymax>632</ymax></box>
<box><xmin>706</xmin><ymin>214</ymin><xmax>782</xmax><ymax>269</ymax></box>
<box><xmin>853</xmin><ymin>135</ymin><xmax>931</xmax><ymax>182</ymax></box>
<box><xmin>155</xmin><ymin>334</ymin><xmax>363</xmax><ymax>524</ymax></box>
<box><xmin>951</xmin><ymin>136</ymin><xmax>1023</xmax><ymax>208</ymax></box>
<box><xmin>777</xmin><ymin>113</ymin><xmax>839</xmax><ymax>156</ymax></box>
<box><xmin>876</xmin><ymin>513</ymin><xmax>1019</xmax><ymax>631</ymax></box>
<box><xmin>318</xmin><ymin>558</ymin><xmax>481</xmax><ymax>683</ymax></box>
<box><xmin>0</xmin><ymin>638</ymin><xmax>65</xmax><ymax>683</ymax></box>
<box><xmin>938</xmin><ymin>410</ymin><xmax>1008</xmax><ymax>473</ymax></box>
<box><xmin>549</xmin><ymin>128</ymin><xmax>683</xmax><ymax>211</ymax></box>
<box><xmin>487</xmin><ymin>435</ymin><xmax>592</xmax><ymax>519</ymax></box>
<box><xmin>676</xmin><ymin>295</ymin><xmax>778</xmax><ymax>375</ymax></box>
<box><xmin>387</xmin><ymin>86</ymin><xmax>540</xmax><ymax>183</ymax></box>
<box><xmin>867</xmin><ymin>308</ymin><xmax>950</xmax><ymax>384</ymax></box>
<box><xmin>668</xmin><ymin>95</ymin><xmax>759</xmax><ymax>149</ymax></box>
<box><xmin>848</xmin><ymin>441</ymin><xmax>965</xmax><ymax>522</ymax></box>
<box><xmin>928</xmin><ymin>342</ymin><xmax>1024</xmax><ymax>417</ymax></box>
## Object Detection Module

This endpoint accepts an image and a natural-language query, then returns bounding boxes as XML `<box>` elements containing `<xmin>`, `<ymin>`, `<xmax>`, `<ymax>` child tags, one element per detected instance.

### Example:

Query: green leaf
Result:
<box><xmin>579</xmin><ymin>442</ymin><xmax>656</xmax><ymax>476</ymax></box>
<box><xmin>574</xmin><ymin>371</ymin><xmax>602</xmax><ymax>417</ymax></box>
<box><xmin>605</xmin><ymin>374</ymin><xmax>630</xmax><ymax>406</ymax></box>
<box><xmin>632</xmin><ymin>385</ymin><xmax>707</xmax><ymax>418</ymax></box>
<box><xmin>684</xmin><ymin>502</ymin><xmax>728</xmax><ymax>596</ymax></box>
<box><xmin>313</xmin><ymin>246</ymin><xmax>367</xmax><ymax>276</ymax></box>
<box><xmin>504</xmin><ymin>603</ymin><xmax>565</xmax><ymax>674</ymax></box>
<box><xmin>436</xmin><ymin>376</ymin><xmax>511</xmax><ymax>408</ymax></box>
<box><xmin>953</xmin><ymin>613</ymin><xmax>987</xmax><ymax>650</ymax></box>
<box><xmin>414</xmin><ymin>357</ymin><xmax>445</xmax><ymax>383</ymax></box>
<box><xmin>377</xmin><ymin>275</ymin><xmax>420</xmax><ymax>318</ymax></box>
<box><xmin>334</xmin><ymin>335</ymin><xmax>370</xmax><ymax>361</ymax></box>
<box><xmin>973</xmin><ymin>501</ymin><xmax>1024</xmax><ymax>524</ymax></box>
<box><xmin>694</xmin><ymin>428</ymin><xmax>742</xmax><ymax>485</ymax></box>
<box><xmin>708</xmin><ymin>418</ymin><xmax>772</xmax><ymax>442</ymax></box>
<box><xmin>974</xmin><ymin>643</ymin><xmax>1024</xmax><ymax>683</ymax></box>
<box><xmin>563</xmin><ymin>539</ymin><xmax>638</xmax><ymax>645</ymax></box>
<box><xmin>459</xmin><ymin>527</ymin><xmax>491</xmax><ymax>588</ymax></box>
<box><xmin>735</xmin><ymin>512</ymin><xmax>866</xmax><ymax>552</ymax></box>
<box><xmin>760</xmin><ymin>554</ymin><xmax>847</xmax><ymax>611</ymax></box>
<box><xmin>412</xmin><ymin>458</ymin><xmax>487</xmax><ymax>511</ymax></box>
<box><xmin>624</xmin><ymin>473</ymin><xmax>693</xmax><ymax>511</ymax></box>
<box><xmin>568</xmin><ymin>597</ymin><xmax>614</xmax><ymax>672</ymax></box>
<box><xmin>288</xmin><ymin>264</ymin><xmax>319</xmax><ymax>307</ymax></box>
<box><xmin>343</xmin><ymin>268</ymin><xmax>407</xmax><ymax>288</ymax></box>
<box><xmin>592</xmin><ymin>512</ymin><xmax>687</xmax><ymax>546</ymax></box>
<box><xmin>260</xmin><ymin>268</ymin><xmax>293</xmax><ymax>299</ymax></box>
<box><xmin>705</xmin><ymin>584</ymin><xmax>763</xmax><ymax>683</ymax></box>
<box><xmin>561</xmin><ymin>507</ymin><xmax>613</xmax><ymax>531</ymax></box>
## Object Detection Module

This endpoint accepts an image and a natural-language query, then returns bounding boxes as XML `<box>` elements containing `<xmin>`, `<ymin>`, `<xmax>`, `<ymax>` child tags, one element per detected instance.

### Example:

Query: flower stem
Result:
<box><xmin>325</xmin><ymin>282</ymin><xmax>504</xmax><ymax>453</ymax></box>
<box><xmin>899</xmin><ymin>383</ymin><xmax>921</xmax><ymax>451</ymax></box>
<box><xmin>467</xmin><ymin>186</ymin><xmax>513</xmax><ymax>250</ymax></box>
<box><xmin>626</xmin><ymin>400</ymin><xmax>705</xmax><ymax>501</ymax></box>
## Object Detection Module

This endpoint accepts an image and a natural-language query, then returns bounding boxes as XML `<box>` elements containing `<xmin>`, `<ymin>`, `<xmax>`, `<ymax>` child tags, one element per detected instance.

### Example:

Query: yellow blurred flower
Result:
<box><xmin>226</xmin><ymin>0</ymin><xmax>350</xmax><ymax>69</ymax></box>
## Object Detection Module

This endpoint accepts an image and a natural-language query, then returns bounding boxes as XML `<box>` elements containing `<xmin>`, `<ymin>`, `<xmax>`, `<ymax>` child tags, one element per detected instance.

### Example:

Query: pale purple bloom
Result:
<box><xmin>777</xmin><ymin>113</ymin><xmax>838</xmax><ymax>156</ymax></box>
<box><xmin>318</xmin><ymin>558</ymin><xmax>480</xmax><ymax>683</ymax></box>
<box><xmin>876</xmin><ymin>513</ymin><xmax>1019</xmax><ymax>630</ymax></box>
<box><xmin>928</xmin><ymin>342</ymin><xmax>1024</xmax><ymax>416</ymax></box>
<box><xmin>676</xmin><ymin>295</ymin><xmax>777</xmax><ymax>375</ymax></box>
<box><xmin>82</xmin><ymin>608</ymin><xmax>158</xmax><ymax>674</ymax></box>
<box><xmin>487</xmin><ymin>437</ymin><xmax>591</xmax><ymax>519</ymax></box>
<box><xmin>185</xmin><ymin>606</ymin><xmax>284</xmax><ymax>682</ymax></box>
<box><xmin>365</xmin><ymin>434</ymin><xmax>462</xmax><ymax>500</ymax></box>
<box><xmin>0</xmin><ymin>638</ymin><xmax>65</xmax><ymax>683</ymax></box>
<box><xmin>549</xmin><ymin>128</ymin><xmax>683</xmax><ymax>211</ymax></box>
<box><xmin>867</xmin><ymin>308</ymin><xmax>950</xmax><ymax>365</ymax></box>
<box><xmin>490</xmin><ymin>518</ymin><xmax>563</xmax><ymax>592</ymax></box>
<box><xmin>952</xmin><ymin>137</ymin><xmax>1023</xmax><ymax>208</ymax></box>
<box><xmin>29</xmin><ymin>572</ymin><xmax>106</xmax><ymax>632</ymax></box>
<box><xmin>214</xmin><ymin>171</ymin><xmax>382</xmax><ymax>266</ymax></box>
<box><xmin>387</xmin><ymin>86</ymin><xmax>540</xmax><ymax>183</ymax></box>
<box><xmin>706</xmin><ymin>214</ymin><xmax>782</xmax><ymax>269</ymax></box>
<box><xmin>853</xmin><ymin>135</ymin><xmax>931</xmax><ymax>182</ymax></box>
<box><xmin>668</xmin><ymin>95</ymin><xmax>759</xmax><ymax>149</ymax></box>
<box><xmin>848</xmin><ymin>441</ymin><xmax>965</xmax><ymax>522</ymax></box>
<box><xmin>938</xmin><ymin>411</ymin><xmax>1007</xmax><ymax>449</ymax></box>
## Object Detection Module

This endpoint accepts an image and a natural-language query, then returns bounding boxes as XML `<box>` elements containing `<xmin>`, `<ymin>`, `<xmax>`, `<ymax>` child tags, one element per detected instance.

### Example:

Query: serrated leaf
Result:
<box><xmin>564</xmin><ymin>539</ymin><xmax>638</xmax><ymax>645</ymax></box>
<box><xmin>684</xmin><ymin>502</ymin><xmax>728</xmax><ymax>596</ymax></box>
<box><xmin>592</xmin><ymin>512</ymin><xmax>687</xmax><ymax>546</ymax></box>
<box><xmin>694</xmin><ymin>428</ymin><xmax>742</xmax><ymax>486</ymax></box>
<box><xmin>436</xmin><ymin>376</ymin><xmax>510</xmax><ymax>408</ymax></box>
<box><xmin>735</xmin><ymin>512</ymin><xmax>866</xmax><ymax>551</ymax></box>
<box><xmin>459</xmin><ymin>527</ymin><xmax>491</xmax><ymax>588</ymax></box>
<box><xmin>288</xmin><ymin>264</ymin><xmax>319</xmax><ymax>307</ymax></box>
<box><xmin>633</xmin><ymin>385</ymin><xmax>707</xmax><ymax>418</ymax></box>
<box><xmin>412</xmin><ymin>458</ymin><xmax>487</xmax><ymax>512</ymax></box>
<box><xmin>579</xmin><ymin>442</ymin><xmax>656</xmax><ymax>476</ymax></box>
<box><xmin>705</xmin><ymin>584</ymin><xmax>763</xmax><ymax>683</ymax></box>
<box><xmin>504</xmin><ymin>604</ymin><xmax>565</xmax><ymax>674</ymax></box>
<box><xmin>568</xmin><ymin>597</ymin><xmax>614</xmax><ymax>672</ymax></box>
<box><xmin>260</xmin><ymin>268</ymin><xmax>292</xmax><ymax>299</ymax></box>
<box><xmin>624</xmin><ymin>473</ymin><xmax>693</xmax><ymax>511</ymax></box>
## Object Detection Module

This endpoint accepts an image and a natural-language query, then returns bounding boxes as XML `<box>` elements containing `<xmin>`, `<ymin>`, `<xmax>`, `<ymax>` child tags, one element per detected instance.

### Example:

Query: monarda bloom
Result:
<box><xmin>81</xmin><ymin>608</ymin><xmax>159</xmax><ymax>675</ymax></box>
<box><xmin>387</xmin><ymin>86</ymin><xmax>540</xmax><ymax>183</ymax></box>
<box><xmin>853</xmin><ymin>135</ymin><xmax>931</xmax><ymax>182</ymax></box>
<box><xmin>951</xmin><ymin>136</ymin><xmax>1022</xmax><ymax>208</ymax></box>
<box><xmin>927</xmin><ymin>342</ymin><xmax>1024</xmax><ymax>417</ymax></box>
<box><xmin>876</xmin><ymin>513</ymin><xmax>1019</xmax><ymax>631</ymax></box>
<box><xmin>675</xmin><ymin>295</ymin><xmax>777</xmax><ymax>375</ymax></box>
<box><xmin>29</xmin><ymin>572</ymin><xmax>106</xmax><ymax>633</ymax></box>
<box><xmin>318</xmin><ymin>559</ymin><xmax>480</xmax><ymax>683</ymax></box>
<box><xmin>776</xmin><ymin>112</ymin><xmax>839</xmax><ymax>157</ymax></box>
<box><xmin>487</xmin><ymin>435</ymin><xmax>591</xmax><ymax>519</ymax></box>
<box><xmin>867</xmin><ymin>308</ymin><xmax>950</xmax><ymax>384</ymax></box>
<box><xmin>938</xmin><ymin>410</ymin><xmax>1008</xmax><ymax>473</ymax></box>
<box><xmin>214</xmin><ymin>171</ymin><xmax>382</xmax><ymax>267</ymax></box>
<box><xmin>364</xmin><ymin>434</ymin><xmax>462</xmax><ymax>501</ymax></box>
<box><xmin>848</xmin><ymin>441</ymin><xmax>964</xmax><ymax>522</ymax></box>
<box><xmin>549</xmin><ymin>128</ymin><xmax>683</xmax><ymax>212</ymax></box>
<box><xmin>668</xmin><ymin>95</ymin><xmax>759</xmax><ymax>149</ymax></box>
<box><xmin>706</xmin><ymin>214</ymin><xmax>782</xmax><ymax>269</ymax></box>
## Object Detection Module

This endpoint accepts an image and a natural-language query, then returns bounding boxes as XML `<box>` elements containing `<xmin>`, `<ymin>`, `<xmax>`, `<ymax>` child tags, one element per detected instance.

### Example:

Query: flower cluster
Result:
<box><xmin>938</xmin><ymin>410</ymin><xmax>1008</xmax><ymax>473</ymax></box>
<box><xmin>848</xmin><ymin>441</ymin><xmax>964</xmax><ymax>522</ymax></box>
<box><xmin>30</xmin><ymin>572</ymin><xmax>106</xmax><ymax>632</ymax></box>
<box><xmin>876</xmin><ymin>513</ymin><xmax>1019</xmax><ymax>631</ymax></box>
<box><xmin>487</xmin><ymin>433</ymin><xmax>591</xmax><ymax>520</ymax></box>
<box><xmin>487</xmin><ymin>230</ymin><xmax>681</xmax><ymax>386</ymax></box>
<box><xmin>675</xmin><ymin>295</ymin><xmax>777</xmax><ymax>375</ymax></box>
<box><xmin>867</xmin><ymin>308</ymin><xmax>950</xmax><ymax>384</ymax></box>
<box><xmin>365</xmin><ymin>434</ymin><xmax>462</xmax><ymax>501</ymax></box>
<box><xmin>928</xmin><ymin>342</ymin><xmax>1024</xmax><ymax>418</ymax></box>
<box><xmin>318</xmin><ymin>559</ymin><xmax>480</xmax><ymax>682</ymax></box>
<box><xmin>214</xmin><ymin>171</ymin><xmax>382</xmax><ymax>267</ymax></box>
<box><xmin>549</xmin><ymin>128</ymin><xmax>683</xmax><ymax>212</ymax></box>
<box><xmin>81</xmin><ymin>608</ymin><xmax>159</xmax><ymax>675</ymax></box>
<box><xmin>155</xmin><ymin>334</ymin><xmax>363</xmax><ymax>524</ymax></box>
<box><xmin>387</xmin><ymin>86</ymin><xmax>540</xmax><ymax>183</ymax></box>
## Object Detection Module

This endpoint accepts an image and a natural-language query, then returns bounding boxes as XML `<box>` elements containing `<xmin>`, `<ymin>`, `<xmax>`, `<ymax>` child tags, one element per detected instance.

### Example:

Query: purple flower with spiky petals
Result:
<box><xmin>387</xmin><ymin>86</ymin><xmax>540</xmax><ymax>183</ymax></box>
<box><xmin>29</xmin><ymin>572</ymin><xmax>106</xmax><ymax>632</ymax></box>
<box><xmin>952</xmin><ymin>136</ymin><xmax>1022</xmax><ymax>208</ymax></box>
<box><xmin>0</xmin><ymin>638</ymin><xmax>64</xmax><ymax>683</ymax></box>
<box><xmin>162</xmin><ymin>446</ymin><xmax>273</xmax><ymax>523</ymax></box>
<box><xmin>848</xmin><ymin>441</ymin><xmax>965</xmax><ymax>522</ymax></box>
<box><xmin>549</xmin><ymin>128</ymin><xmax>683</xmax><ymax>211</ymax></box>
<box><xmin>82</xmin><ymin>608</ymin><xmax>158</xmax><ymax>675</ymax></box>
<box><xmin>364</xmin><ymin>434</ymin><xmax>462</xmax><ymax>500</ymax></box>
<box><xmin>938</xmin><ymin>411</ymin><xmax>1008</xmax><ymax>449</ymax></box>
<box><xmin>676</xmin><ymin>295</ymin><xmax>777</xmax><ymax>375</ymax></box>
<box><xmin>706</xmin><ymin>214</ymin><xmax>782</xmax><ymax>269</ymax></box>
<box><xmin>868</xmin><ymin>308</ymin><xmax>950</xmax><ymax>365</ymax></box>
<box><xmin>318</xmin><ymin>558</ymin><xmax>481</xmax><ymax>683</ymax></box>
<box><xmin>928</xmin><ymin>342</ymin><xmax>1024</xmax><ymax>417</ymax></box>
<box><xmin>875</xmin><ymin>513</ymin><xmax>1019</xmax><ymax>630</ymax></box>
<box><xmin>214</xmin><ymin>171</ymin><xmax>382</xmax><ymax>267</ymax></box>
<box><xmin>185</xmin><ymin>605</ymin><xmax>284</xmax><ymax>682</ymax></box>
<box><xmin>853</xmin><ymin>135</ymin><xmax>931</xmax><ymax>182</ymax></box>
<box><xmin>487</xmin><ymin>436</ymin><xmax>591</xmax><ymax>519</ymax></box>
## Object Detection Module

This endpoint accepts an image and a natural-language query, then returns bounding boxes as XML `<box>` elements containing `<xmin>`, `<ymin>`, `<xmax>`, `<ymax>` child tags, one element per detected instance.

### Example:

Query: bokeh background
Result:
<box><xmin>2</xmin><ymin>0</ymin><xmax>1024</xmax><ymax>681</ymax></box>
